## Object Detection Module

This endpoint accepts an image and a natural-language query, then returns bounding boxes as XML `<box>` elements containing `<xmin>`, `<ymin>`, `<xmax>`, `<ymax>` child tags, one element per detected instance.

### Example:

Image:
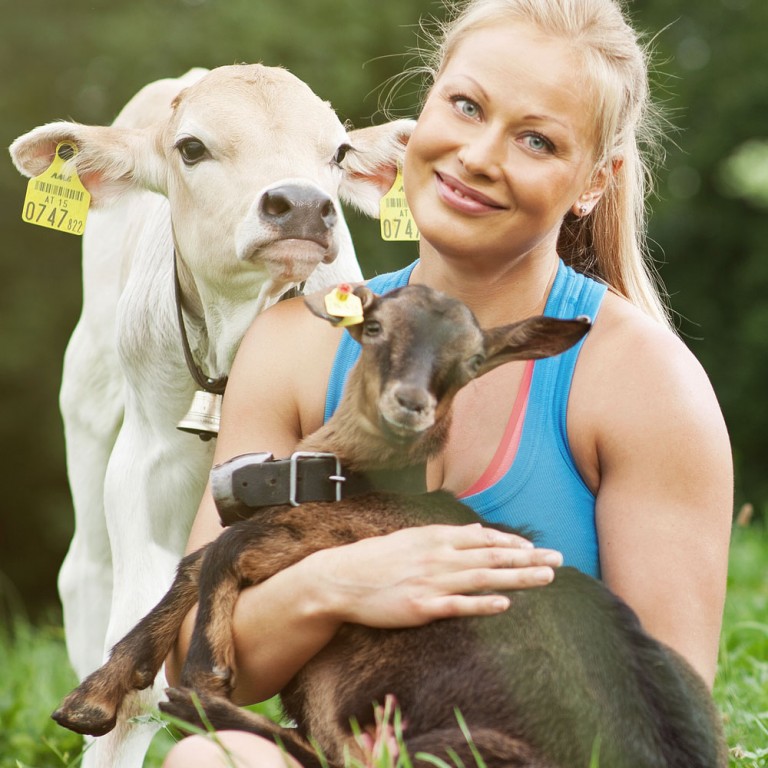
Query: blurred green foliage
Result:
<box><xmin>0</xmin><ymin>0</ymin><xmax>766</xmax><ymax>616</ymax></box>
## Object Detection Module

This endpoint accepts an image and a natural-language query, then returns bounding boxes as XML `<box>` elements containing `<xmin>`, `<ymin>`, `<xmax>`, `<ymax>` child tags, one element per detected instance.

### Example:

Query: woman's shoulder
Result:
<box><xmin>567</xmin><ymin>289</ymin><xmax>730</xmax><ymax>492</ymax></box>
<box><xmin>584</xmin><ymin>290</ymin><xmax>710</xmax><ymax>391</ymax></box>
<box><xmin>225</xmin><ymin>294</ymin><xmax>345</xmax><ymax>449</ymax></box>
<box><xmin>238</xmin><ymin>293</ymin><xmax>343</xmax><ymax>362</ymax></box>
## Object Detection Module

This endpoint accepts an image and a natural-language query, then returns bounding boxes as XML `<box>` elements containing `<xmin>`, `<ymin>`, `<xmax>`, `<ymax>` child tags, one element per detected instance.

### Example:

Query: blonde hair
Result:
<box><xmin>418</xmin><ymin>0</ymin><xmax>671</xmax><ymax>327</ymax></box>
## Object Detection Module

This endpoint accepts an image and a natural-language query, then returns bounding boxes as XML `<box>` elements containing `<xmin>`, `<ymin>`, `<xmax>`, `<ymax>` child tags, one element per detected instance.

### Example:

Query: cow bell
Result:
<box><xmin>177</xmin><ymin>390</ymin><xmax>222</xmax><ymax>441</ymax></box>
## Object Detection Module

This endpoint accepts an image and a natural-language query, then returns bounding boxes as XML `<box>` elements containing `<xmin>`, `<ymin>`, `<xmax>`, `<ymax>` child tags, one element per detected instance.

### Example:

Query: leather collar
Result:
<box><xmin>211</xmin><ymin>451</ymin><xmax>427</xmax><ymax>527</ymax></box>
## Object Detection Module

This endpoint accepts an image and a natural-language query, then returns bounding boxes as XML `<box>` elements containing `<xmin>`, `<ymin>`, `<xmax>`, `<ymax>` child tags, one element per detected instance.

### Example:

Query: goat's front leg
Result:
<box><xmin>52</xmin><ymin>547</ymin><xmax>205</xmax><ymax>736</ymax></box>
<box><xmin>181</xmin><ymin>505</ymin><xmax>390</xmax><ymax>697</ymax></box>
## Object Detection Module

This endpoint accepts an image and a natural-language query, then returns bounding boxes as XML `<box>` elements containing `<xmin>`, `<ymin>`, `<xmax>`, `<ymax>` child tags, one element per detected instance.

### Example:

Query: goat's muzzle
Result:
<box><xmin>379</xmin><ymin>384</ymin><xmax>436</xmax><ymax>440</ymax></box>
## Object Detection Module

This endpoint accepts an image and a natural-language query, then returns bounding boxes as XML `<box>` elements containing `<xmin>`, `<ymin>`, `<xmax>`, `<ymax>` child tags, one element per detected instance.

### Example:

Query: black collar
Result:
<box><xmin>212</xmin><ymin>451</ymin><xmax>427</xmax><ymax>527</ymax></box>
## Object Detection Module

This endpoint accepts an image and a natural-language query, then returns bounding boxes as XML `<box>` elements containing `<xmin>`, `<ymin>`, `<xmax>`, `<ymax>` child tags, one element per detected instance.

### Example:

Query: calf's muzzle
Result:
<box><xmin>259</xmin><ymin>184</ymin><xmax>337</xmax><ymax>246</ymax></box>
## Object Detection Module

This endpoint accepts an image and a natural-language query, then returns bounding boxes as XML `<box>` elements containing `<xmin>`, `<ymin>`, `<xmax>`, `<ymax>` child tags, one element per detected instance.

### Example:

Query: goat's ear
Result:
<box><xmin>303</xmin><ymin>283</ymin><xmax>376</xmax><ymax>327</ymax></box>
<box><xmin>342</xmin><ymin>285</ymin><xmax>378</xmax><ymax>341</ymax></box>
<box><xmin>479</xmin><ymin>316</ymin><xmax>591</xmax><ymax>376</ymax></box>
<box><xmin>351</xmin><ymin>284</ymin><xmax>376</xmax><ymax>311</ymax></box>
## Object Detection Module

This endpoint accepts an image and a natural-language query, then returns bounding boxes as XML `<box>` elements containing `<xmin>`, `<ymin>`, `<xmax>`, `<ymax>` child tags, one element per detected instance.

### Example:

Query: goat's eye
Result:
<box><xmin>467</xmin><ymin>354</ymin><xmax>485</xmax><ymax>375</ymax></box>
<box><xmin>177</xmin><ymin>137</ymin><xmax>207</xmax><ymax>166</ymax></box>
<box><xmin>333</xmin><ymin>143</ymin><xmax>352</xmax><ymax>167</ymax></box>
<box><xmin>363</xmin><ymin>319</ymin><xmax>382</xmax><ymax>337</ymax></box>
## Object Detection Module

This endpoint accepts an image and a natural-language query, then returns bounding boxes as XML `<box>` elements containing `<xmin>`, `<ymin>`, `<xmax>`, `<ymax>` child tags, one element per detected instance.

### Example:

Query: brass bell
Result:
<box><xmin>177</xmin><ymin>390</ymin><xmax>222</xmax><ymax>441</ymax></box>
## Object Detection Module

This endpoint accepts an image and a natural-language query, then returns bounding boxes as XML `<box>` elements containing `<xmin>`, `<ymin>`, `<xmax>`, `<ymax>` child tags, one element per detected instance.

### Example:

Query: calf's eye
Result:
<box><xmin>177</xmin><ymin>138</ymin><xmax>207</xmax><ymax>166</ymax></box>
<box><xmin>333</xmin><ymin>143</ymin><xmax>352</xmax><ymax>167</ymax></box>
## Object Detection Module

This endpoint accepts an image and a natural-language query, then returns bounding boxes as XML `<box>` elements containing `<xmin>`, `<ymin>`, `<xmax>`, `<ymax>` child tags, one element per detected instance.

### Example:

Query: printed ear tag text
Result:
<box><xmin>380</xmin><ymin>168</ymin><xmax>419</xmax><ymax>242</ymax></box>
<box><xmin>22</xmin><ymin>142</ymin><xmax>91</xmax><ymax>236</ymax></box>
<box><xmin>324</xmin><ymin>284</ymin><xmax>364</xmax><ymax>327</ymax></box>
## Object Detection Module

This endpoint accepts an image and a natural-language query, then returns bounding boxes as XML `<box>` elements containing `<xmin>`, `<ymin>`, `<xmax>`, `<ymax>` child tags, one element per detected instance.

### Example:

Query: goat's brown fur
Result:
<box><xmin>52</xmin><ymin>285</ymin><xmax>727</xmax><ymax>767</ymax></box>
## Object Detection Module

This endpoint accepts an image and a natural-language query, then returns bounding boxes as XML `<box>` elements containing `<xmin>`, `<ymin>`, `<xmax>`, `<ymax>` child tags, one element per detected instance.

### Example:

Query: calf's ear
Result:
<box><xmin>339</xmin><ymin>119</ymin><xmax>415</xmax><ymax>217</ymax></box>
<box><xmin>9</xmin><ymin>122</ymin><xmax>165</xmax><ymax>208</ymax></box>
<box><xmin>478</xmin><ymin>316</ymin><xmax>591</xmax><ymax>377</ymax></box>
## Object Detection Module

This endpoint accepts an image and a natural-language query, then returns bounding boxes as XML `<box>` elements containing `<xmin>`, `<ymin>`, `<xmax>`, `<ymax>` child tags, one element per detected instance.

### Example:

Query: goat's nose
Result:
<box><xmin>395</xmin><ymin>385</ymin><xmax>431</xmax><ymax>414</ymax></box>
<box><xmin>259</xmin><ymin>184</ymin><xmax>337</xmax><ymax>240</ymax></box>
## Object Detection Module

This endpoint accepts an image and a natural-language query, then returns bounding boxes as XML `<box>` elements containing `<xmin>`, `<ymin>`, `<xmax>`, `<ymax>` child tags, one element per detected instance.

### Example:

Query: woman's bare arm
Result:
<box><xmin>168</xmin><ymin>297</ymin><xmax>563</xmax><ymax>703</ymax></box>
<box><xmin>572</xmin><ymin>300</ymin><xmax>732</xmax><ymax>688</ymax></box>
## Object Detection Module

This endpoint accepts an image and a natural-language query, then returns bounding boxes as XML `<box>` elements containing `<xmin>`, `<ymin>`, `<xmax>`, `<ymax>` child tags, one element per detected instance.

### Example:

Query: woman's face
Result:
<box><xmin>404</xmin><ymin>22</ymin><xmax>605</xmax><ymax>269</ymax></box>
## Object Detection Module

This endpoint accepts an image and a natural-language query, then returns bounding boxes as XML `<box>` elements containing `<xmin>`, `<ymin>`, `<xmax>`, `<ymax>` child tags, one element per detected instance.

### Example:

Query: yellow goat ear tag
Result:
<box><xmin>379</xmin><ymin>168</ymin><xmax>419</xmax><ymax>242</ymax></box>
<box><xmin>22</xmin><ymin>142</ymin><xmax>91</xmax><ymax>236</ymax></box>
<box><xmin>324</xmin><ymin>284</ymin><xmax>364</xmax><ymax>327</ymax></box>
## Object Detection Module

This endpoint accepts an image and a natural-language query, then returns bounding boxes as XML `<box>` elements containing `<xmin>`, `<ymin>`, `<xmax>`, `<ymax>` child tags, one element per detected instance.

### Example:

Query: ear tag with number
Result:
<box><xmin>324</xmin><ymin>284</ymin><xmax>364</xmax><ymax>327</ymax></box>
<box><xmin>379</xmin><ymin>168</ymin><xmax>419</xmax><ymax>242</ymax></box>
<box><xmin>22</xmin><ymin>142</ymin><xmax>91</xmax><ymax>236</ymax></box>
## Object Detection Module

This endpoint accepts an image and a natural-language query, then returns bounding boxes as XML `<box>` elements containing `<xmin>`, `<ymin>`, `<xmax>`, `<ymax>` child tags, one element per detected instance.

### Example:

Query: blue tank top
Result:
<box><xmin>323</xmin><ymin>260</ymin><xmax>607</xmax><ymax>578</ymax></box>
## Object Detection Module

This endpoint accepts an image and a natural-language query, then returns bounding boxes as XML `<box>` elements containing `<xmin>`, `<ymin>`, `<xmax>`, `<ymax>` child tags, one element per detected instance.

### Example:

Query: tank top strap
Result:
<box><xmin>541</xmin><ymin>260</ymin><xmax>608</xmax><ymax>441</ymax></box>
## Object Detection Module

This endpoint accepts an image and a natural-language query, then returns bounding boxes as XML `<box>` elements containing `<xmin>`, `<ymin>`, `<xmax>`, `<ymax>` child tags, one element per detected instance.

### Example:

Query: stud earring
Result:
<box><xmin>579</xmin><ymin>203</ymin><xmax>589</xmax><ymax>216</ymax></box>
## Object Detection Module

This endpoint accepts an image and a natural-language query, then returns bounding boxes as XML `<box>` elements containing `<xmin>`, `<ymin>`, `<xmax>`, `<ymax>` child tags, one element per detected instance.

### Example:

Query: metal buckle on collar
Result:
<box><xmin>289</xmin><ymin>451</ymin><xmax>345</xmax><ymax>506</ymax></box>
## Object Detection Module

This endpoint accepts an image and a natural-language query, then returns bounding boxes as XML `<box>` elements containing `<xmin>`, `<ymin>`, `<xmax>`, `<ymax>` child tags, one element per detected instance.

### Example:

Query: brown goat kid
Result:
<box><xmin>52</xmin><ymin>284</ymin><xmax>727</xmax><ymax>768</ymax></box>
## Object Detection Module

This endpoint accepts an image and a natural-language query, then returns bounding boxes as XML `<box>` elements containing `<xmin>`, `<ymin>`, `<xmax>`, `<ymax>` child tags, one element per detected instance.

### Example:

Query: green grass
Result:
<box><xmin>713</xmin><ymin>524</ymin><xmax>768</xmax><ymax>766</ymax></box>
<box><xmin>1</xmin><ymin>523</ymin><xmax>765</xmax><ymax>767</ymax></box>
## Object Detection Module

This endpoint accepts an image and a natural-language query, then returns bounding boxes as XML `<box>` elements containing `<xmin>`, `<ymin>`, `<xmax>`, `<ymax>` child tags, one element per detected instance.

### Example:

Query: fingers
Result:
<box><xmin>431</xmin><ymin>522</ymin><xmax>535</xmax><ymax>551</ymax></box>
<box><xmin>408</xmin><ymin>523</ymin><xmax>563</xmax><ymax>575</ymax></box>
<box><xmin>307</xmin><ymin>522</ymin><xmax>564</xmax><ymax>628</ymax></box>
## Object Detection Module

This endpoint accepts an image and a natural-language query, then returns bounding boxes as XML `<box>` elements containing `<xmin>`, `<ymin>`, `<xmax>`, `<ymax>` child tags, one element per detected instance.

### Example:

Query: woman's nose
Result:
<box><xmin>457</xmin><ymin>129</ymin><xmax>504</xmax><ymax>179</ymax></box>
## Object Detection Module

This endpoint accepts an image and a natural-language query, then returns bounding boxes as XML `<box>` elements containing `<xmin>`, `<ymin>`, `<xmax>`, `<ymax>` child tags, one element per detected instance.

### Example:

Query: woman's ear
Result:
<box><xmin>571</xmin><ymin>158</ymin><xmax>622</xmax><ymax>217</ymax></box>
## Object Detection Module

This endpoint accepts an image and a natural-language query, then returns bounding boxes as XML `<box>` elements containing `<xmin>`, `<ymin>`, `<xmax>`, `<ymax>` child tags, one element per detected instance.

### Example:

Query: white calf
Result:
<box><xmin>10</xmin><ymin>64</ymin><xmax>413</xmax><ymax>768</ymax></box>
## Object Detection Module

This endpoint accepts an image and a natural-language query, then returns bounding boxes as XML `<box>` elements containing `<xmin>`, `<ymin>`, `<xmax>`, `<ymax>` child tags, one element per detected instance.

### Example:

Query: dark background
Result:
<box><xmin>1</xmin><ymin>0</ymin><xmax>765</xmax><ymax>620</ymax></box>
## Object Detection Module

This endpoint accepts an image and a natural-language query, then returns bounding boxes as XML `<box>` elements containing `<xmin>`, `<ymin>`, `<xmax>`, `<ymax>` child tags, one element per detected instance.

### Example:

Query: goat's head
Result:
<box><xmin>305</xmin><ymin>283</ymin><xmax>590</xmax><ymax>456</ymax></box>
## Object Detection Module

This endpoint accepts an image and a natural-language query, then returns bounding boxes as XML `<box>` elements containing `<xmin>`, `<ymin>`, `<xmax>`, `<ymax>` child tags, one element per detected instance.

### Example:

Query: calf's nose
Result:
<box><xmin>259</xmin><ymin>184</ymin><xmax>337</xmax><ymax>242</ymax></box>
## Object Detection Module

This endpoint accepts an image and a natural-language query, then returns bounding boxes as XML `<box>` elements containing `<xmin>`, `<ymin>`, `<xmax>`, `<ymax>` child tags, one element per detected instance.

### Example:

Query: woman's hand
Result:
<box><xmin>300</xmin><ymin>522</ymin><xmax>563</xmax><ymax>628</ymax></box>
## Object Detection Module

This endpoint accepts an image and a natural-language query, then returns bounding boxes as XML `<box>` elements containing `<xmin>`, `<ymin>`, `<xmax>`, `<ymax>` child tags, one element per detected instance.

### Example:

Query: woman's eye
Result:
<box><xmin>523</xmin><ymin>133</ymin><xmax>553</xmax><ymax>153</ymax></box>
<box><xmin>177</xmin><ymin>138</ymin><xmax>207</xmax><ymax>165</ymax></box>
<box><xmin>453</xmin><ymin>97</ymin><xmax>480</xmax><ymax>119</ymax></box>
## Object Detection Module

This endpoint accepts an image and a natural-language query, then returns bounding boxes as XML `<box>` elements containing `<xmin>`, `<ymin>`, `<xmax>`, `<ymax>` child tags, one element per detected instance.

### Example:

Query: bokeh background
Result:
<box><xmin>1</xmin><ymin>0</ymin><xmax>766</xmax><ymax>621</ymax></box>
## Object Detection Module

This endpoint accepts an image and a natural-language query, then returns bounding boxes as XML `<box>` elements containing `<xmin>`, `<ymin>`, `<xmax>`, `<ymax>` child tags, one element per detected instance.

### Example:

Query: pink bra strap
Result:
<box><xmin>458</xmin><ymin>359</ymin><xmax>534</xmax><ymax>498</ymax></box>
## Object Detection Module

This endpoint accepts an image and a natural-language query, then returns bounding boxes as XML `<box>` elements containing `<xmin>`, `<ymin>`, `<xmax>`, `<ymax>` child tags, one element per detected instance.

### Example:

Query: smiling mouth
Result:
<box><xmin>436</xmin><ymin>172</ymin><xmax>505</xmax><ymax>210</ymax></box>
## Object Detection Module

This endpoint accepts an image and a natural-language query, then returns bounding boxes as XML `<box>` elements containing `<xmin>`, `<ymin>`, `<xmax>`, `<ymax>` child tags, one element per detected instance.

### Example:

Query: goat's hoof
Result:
<box><xmin>51</xmin><ymin>699</ymin><xmax>117</xmax><ymax>737</ymax></box>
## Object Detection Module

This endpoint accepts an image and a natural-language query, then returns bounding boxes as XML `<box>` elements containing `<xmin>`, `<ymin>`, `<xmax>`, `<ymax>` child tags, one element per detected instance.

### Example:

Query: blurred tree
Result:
<box><xmin>0</xmin><ymin>0</ymin><xmax>764</xmax><ymax>617</ymax></box>
<box><xmin>632</xmin><ymin>0</ymin><xmax>768</xmax><ymax>517</ymax></box>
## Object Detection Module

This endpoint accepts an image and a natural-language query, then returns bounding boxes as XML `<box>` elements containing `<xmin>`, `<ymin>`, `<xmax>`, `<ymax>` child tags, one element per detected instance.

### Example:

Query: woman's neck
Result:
<box><xmin>411</xmin><ymin>243</ymin><xmax>560</xmax><ymax>328</ymax></box>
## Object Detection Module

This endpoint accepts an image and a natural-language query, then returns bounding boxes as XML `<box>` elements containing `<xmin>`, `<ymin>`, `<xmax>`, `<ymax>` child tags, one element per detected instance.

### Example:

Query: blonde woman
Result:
<box><xmin>164</xmin><ymin>1</ymin><xmax>732</xmax><ymax>765</ymax></box>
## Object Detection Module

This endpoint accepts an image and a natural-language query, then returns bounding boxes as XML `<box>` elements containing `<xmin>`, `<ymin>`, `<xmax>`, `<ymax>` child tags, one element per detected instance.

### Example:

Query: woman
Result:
<box><xmin>164</xmin><ymin>0</ymin><xmax>733</xmax><ymax>764</ymax></box>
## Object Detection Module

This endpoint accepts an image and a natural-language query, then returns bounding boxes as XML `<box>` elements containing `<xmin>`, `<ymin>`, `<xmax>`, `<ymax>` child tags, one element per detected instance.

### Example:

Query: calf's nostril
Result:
<box><xmin>321</xmin><ymin>199</ymin><xmax>337</xmax><ymax>227</ymax></box>
<box><xmin>260</xmin><ymin>190</ymin><xmax>292</xmax><ymax>218</ymax></box>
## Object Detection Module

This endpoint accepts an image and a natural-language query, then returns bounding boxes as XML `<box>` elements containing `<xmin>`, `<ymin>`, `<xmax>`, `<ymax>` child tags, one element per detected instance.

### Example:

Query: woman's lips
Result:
<box><xmin>435</xmin><ymin>172</ymin><xmax>505</xmax><ymax>213</ymax></box>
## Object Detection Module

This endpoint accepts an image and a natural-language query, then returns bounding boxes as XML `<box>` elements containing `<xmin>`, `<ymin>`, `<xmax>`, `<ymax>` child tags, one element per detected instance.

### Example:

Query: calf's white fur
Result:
<box><xmin>10</xmin><ymin>63</ymin><xmax>412</xmax><ymax>768</ymax></box>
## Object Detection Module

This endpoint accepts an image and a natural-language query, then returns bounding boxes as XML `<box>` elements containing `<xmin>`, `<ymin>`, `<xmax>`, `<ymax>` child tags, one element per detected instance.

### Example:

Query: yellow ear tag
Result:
<box><xmin>22</xmin><ymin>142</ymin><xmax>91</xmax><ymax>236</ymax></box>
<box><xmin>379</xmin><ymin>167</ymin><xmax>419</xmax><ymax>242</ymax></box>
<box><xmin>324</xmin><ymin>284</ymin><xmax>364</xmax><ymax>327</ymax></box>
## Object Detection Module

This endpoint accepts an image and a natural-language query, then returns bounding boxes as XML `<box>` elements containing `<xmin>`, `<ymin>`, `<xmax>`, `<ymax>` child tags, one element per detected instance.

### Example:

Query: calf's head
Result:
<box><xmin>9</xmin><ymin>64</ymin><xmax>413</xmax><ymax>293</ymax></box>
<box><xmin>305</xmin><ymin>284</ymin><xmax>591</xmax><ymax>460</ymax></box>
